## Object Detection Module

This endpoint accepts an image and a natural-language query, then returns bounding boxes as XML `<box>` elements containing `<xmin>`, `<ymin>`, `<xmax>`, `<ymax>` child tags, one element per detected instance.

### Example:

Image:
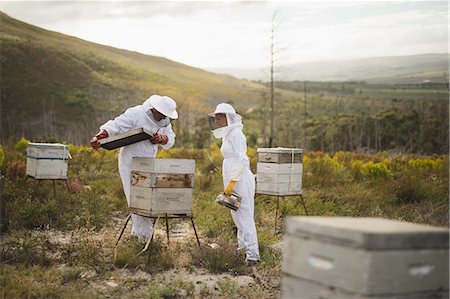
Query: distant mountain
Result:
<box><xmin>209</xmin><ymin>53</ymin><xmax>449</xmax><ymax>84</ymax></box>
<box><xmin>0</xmin><ymin>12</ymin><xmax>271</xmax><ymax>144</ymax></box>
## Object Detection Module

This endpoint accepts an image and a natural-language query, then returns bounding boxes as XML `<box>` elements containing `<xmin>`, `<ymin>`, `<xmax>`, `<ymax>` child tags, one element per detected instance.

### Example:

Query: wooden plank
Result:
<box><xmin>26</xmin><ymin>158</ymin><xmax>68</xmax><ymax>179</ymax></box>
<box><xmin>130</xmin><ymin>186</ymin><xmax>193</xmax><ymax>216</ymax></box>
<box><xmin>256</xmin><ymin>181</ymin><xmax>302</xmax><ymax>195</ymax></box>
<box><xmin>155</xmin><ymin>174</ymin><xmax>194</xmax><ymax>188</ymax></box>
<box><xmin>282</xmin><ymin>274</ymin><xmax>449</xmax><ymax>299</ymax></box>
<box><xmin>131</xmin><ymin>171</ymin><xmax>194</xmax><ymax>188</ymax></box>
<box><xmin>132</xmin><ymin>157</ymin><xmax>195</xmax><ymax>174</ymax></box>
<box><xmin>258</xmin><ymin>152</ymin><xmax>303</xmax><ymax>164</ymax></box>
<box><xmin>257</xmin><ymin>163</ymin><xmax>303</xmax><ymax>174</ymax></box>
<box><xmin>27</xmin><ymin>143</ymin><xmax>69</xmax><ymax>159</ymax></box>
<box><xmin>257</xmin><ymin>172</ymin><xmax>302</xmax><ymax>184</ymax></box>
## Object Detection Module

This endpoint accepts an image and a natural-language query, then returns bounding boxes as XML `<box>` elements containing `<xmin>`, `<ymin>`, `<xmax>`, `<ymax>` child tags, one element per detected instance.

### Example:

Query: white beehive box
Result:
<box><xmin>130</xmin><ymin>157</ymin><xmax>195</xmax><ymax>217</ymax></box>
<box><xmin>282</xmin><ymin>217</ymin><xmax>449</xmax><ymax>299</ymax></box>
<box><xmin>26</xmin><ymin>142</ymin><xmax>69</xmax><ymax>179</ymax></box>
<box><xmin>256</xmin><ymin>148</ymin><xmax>303</xmax><ymax>196</ymax></box>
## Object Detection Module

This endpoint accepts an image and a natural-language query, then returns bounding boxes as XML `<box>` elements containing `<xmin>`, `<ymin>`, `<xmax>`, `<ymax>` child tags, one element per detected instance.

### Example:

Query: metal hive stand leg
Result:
<box><xmin>165</xmin><ymin>214</ymin><xmax>170</xmax><ymax>246</ymax></box>
<box><xmin>114</xmin><ymin>213</ymin><xmax>132</xmax><ymax>261</ymax></box>
<box><xmin>190</xmin><ymin>217</ymin><xmax>201</xmax><ymax>247</ymax></box>
<box><xmin>299</xmin><ymin>194</ymin><xmax>309</xmax><ymax>216</ymax></box>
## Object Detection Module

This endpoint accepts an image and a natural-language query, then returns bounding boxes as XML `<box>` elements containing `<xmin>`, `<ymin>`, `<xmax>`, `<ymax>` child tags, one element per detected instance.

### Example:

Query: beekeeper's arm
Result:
<box><xmin>90</xmin><ymin>108</ymin><xmax>136</xmax><ymax>149</ymax></box>
<box><xmin>224</xmin><ymin>132</ymin><xmax>249</xmax><ymax>196</ymax></box>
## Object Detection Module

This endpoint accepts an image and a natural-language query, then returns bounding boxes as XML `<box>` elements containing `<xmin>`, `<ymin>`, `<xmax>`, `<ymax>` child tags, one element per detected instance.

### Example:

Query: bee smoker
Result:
<box><xmin>215</xmin><ymin>192</ymin><xmax>242</xmax><ymax>211</ymax></box>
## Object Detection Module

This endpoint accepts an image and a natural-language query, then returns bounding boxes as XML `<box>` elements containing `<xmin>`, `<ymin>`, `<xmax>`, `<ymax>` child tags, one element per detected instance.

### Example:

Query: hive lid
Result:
<box><xmin>100</xmin><ymin>128</ymin><xmax>152</xmax><ymax>150</ymax></box>
<box><xmin>28</xmin><ymin>142</ymin><xmax>68</xmax><ymax>148</ymax></box>
<box><xmin>285</xmin><ymin>216</ymin><xmax>449</xmax><ymax>250</ymax></box>
<box><xmin>257</xmin><ymin>147</ymin><xmax>303</xmax><ymax>154</ymax></box>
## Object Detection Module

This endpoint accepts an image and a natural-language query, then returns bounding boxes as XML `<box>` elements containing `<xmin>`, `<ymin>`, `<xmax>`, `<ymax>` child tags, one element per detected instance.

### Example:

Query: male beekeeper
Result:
<box><xmin>90</xmin><ymin>94</ymin><xmax>178</xmax><ymax>241</ymax></box>
<box><xmin>208</xmin><ymin>103</ymin><xmax>260</xmax><ymax>263</ymax></box>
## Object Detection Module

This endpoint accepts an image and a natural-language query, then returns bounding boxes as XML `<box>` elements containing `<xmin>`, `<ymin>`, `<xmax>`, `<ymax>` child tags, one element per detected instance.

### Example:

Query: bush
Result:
<box><xmin>190</xmin><ymin>241</ymin><xmax>246</xmax><ymax>274</ymax></box>
<box><xmin>392</xmin><ymin>174</ymin><xmax>428</xmax><ymax>204</ymax></box>
<box><xmin>359</xmin><ymin>161</ymin><xmax>392</xmax><ymax>182</ymax></box>
<box><xmin>14</xmin><ymin>137</ymin><xmax>29</xmax><ymax>153</ymax></box>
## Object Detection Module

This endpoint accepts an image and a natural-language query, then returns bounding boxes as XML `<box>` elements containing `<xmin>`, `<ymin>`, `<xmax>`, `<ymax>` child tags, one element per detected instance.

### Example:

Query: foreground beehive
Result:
<box><xmin>282</xmin><ymin>216</ymin><xmax>449</xmax><ymax>299</ymax></box>
<box><xmin>130</xmin><ymin>157</ymin><xmax>195</xmax><ymax>217</ymax></box>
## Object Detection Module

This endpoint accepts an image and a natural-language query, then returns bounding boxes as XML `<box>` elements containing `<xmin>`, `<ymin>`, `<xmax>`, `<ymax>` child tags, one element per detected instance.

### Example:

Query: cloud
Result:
<box><xmin>1</xmin><ymin>0</ymin><xmax>447</xmax><ymax>68</ymax></box>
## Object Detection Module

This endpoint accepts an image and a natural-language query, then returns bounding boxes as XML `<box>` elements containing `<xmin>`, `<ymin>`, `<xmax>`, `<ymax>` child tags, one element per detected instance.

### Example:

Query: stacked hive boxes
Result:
<box><xmin>256</xmin><ymin>148</ymin><xmax>303</xmax><ymax>196</ymax></box>
<box><xmin>282</xmin><ymin>217</ymin><xmax>449</xmax><ymax>299</ymax></box>
<box><xmin>26</xmin><ymin>142</ymin><xmax>69</xmax><ymax>179</ymax></box>
<box><xmin>130</xmin><ymin>157</ymin><xmax>195</xmax><ymax>217</ymax></box>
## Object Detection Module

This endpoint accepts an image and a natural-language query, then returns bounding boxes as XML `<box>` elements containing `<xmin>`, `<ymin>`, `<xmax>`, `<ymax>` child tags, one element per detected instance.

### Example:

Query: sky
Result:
<box><xmin>0</xmin><ymin>1</ymin><xmax>448</xmax><ymax>69</ymax></box>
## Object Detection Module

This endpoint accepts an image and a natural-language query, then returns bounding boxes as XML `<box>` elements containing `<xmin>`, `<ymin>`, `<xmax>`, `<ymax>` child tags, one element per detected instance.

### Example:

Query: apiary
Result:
<box><xmin>256</xmin><ymin>148</ymin><xmax>303</xmax><ymax>196</ymax></box>
<box><xmin>26</xmin><ymin>142</ymin><xmax>69</xmax><ymax>179</ymax></box>
<box><xmin>282</xmin><ymin>217</ymin><xmax>449</xmax><ymax>299</ymax></box>
<box><xmin>130</xmin><ymin>157</ymin><xmax>195</xmax><ymax>217</ymax></box>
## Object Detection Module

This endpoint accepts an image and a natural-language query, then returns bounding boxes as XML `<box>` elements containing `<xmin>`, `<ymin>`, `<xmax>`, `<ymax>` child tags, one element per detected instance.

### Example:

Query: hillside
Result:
<box><xmin>0</xmin><ymin>12</ymin><xmax>277</xmax><ymax>145</ymax></box>
<box><xmin>209</xmin><ymin>53</ymin><xmax>449</xmax><ymax>84</ymax></box>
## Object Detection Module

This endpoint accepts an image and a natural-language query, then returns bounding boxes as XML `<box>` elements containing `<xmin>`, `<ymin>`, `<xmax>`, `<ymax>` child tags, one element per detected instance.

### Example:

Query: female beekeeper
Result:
<box><xmin>90</xmin><ymin>94</ymin><xmax>178</xmax><ymax>241</ymax></box>
<box><xmin>209</xmin><ymin>103</ymin><xmax>260</xmax><ymax>263</ymax></box>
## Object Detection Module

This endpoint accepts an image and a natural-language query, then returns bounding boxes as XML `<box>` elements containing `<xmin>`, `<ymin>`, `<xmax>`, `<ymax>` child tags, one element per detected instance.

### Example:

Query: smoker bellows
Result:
<box><xmin>130</xmin><ymin>158</ymin><xmax>195</xmax><ymax>217</ymax></box>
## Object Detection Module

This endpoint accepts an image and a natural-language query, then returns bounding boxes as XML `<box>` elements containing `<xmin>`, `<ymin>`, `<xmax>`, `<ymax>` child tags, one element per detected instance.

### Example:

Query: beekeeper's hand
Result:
<box><xmin>150</xmin><ymin>133</ymin><xmax>168</xmax><ymax>145</ymax></box>
<box><xmin>90</xmin><ymin>129</ymin><xmax>109</xmax><ymax>150</ymax></box>
<box><xmin>224</xmin><ymin>180</ymin><xmax>237</xmax><ymax>196</ymax></box>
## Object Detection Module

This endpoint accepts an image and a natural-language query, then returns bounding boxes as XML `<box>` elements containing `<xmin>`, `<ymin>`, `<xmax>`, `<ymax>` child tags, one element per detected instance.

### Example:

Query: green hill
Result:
<box><xmin>0</xmin><ymin>12</ymin><xmax>274</xmax><ymax>145</ymax></box>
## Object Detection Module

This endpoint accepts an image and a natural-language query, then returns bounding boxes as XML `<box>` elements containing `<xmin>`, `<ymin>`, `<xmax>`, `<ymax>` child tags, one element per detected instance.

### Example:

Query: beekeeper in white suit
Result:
<box><xmin>208</xmin><ymin>103</ymin><xmax>260</xmax><ymax>263</ymax></box>
<box><xmin>90</xmin><ymin>94</ymin><xmax>178</xmax><ymax>241</ymax></box>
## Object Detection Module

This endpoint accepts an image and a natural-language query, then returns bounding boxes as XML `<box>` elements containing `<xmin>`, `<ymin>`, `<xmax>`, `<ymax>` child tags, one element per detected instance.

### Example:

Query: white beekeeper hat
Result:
<box><xmin>213</xmin><ymin>103</ymin><xmax>236</xmax><ymax>114</ymax></box>
<box><xmin>147</xmin><ymin>94</ymin><xmax>178</xmax><ymax>119</ymax></box>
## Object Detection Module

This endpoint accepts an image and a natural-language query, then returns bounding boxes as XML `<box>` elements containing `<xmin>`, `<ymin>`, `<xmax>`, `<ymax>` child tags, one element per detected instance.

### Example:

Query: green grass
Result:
<box><xmin>0</xmin><ymin>143</ymin><xmax>448</xmax><ymax>297</ymax></box>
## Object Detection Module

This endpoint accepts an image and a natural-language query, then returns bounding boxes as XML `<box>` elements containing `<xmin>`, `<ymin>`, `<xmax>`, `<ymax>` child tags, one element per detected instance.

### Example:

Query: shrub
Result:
<box><xmin>190</xmin><ymin>241</ymin><xmax>246</xmax><ymax>274</ymax></box>
<box><xmin>6</xmin><ymin>160</ymin><xmax>26</xmax><ymax>178</ymax></box>
<box><xmin>14</xmin><ymin>137</ymin><xmax>29</xmax><ymax>153</ymax></box>
<box><xmin>218</xmin><ymin>278</ymin><xmax>237</xmax><ymax>295</ymax></box>
<box><xmin>359</xmin><ymin>161</ymin><xmax>392</xmax><ymax>182</ymax></box>
<box><xmin>392</xmin><ymin>174</ymin><xmax>427</xmax><ymax>204</ymax></box>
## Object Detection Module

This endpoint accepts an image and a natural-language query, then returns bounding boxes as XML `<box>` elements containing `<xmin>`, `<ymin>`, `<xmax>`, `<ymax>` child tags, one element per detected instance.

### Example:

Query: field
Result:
<box><xmin>0</xmin><ymin>140</ymin><xmax>448</xmax><ymax>298</ymax></box>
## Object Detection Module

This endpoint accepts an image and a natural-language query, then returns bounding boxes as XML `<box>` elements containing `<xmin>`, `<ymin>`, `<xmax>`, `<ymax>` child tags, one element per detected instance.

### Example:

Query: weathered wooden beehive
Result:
<box><xmin>256</xmin><ymin>148</ymin><xmax>303</xmax><ymax>196</ymax></box>
<box><xmin>26</xmin><ymin>142</ymin><xmax>69</xmax><ymax>179</ymax></box>
<box><xmin>282</xmin><ymin>216</ymin><xmax>449</xmax><ymax>299</ymax></box>
<box><xmin>130</xmin><ymin>157</ymin><xmax>195</xmax><ymax>217</ymax></box>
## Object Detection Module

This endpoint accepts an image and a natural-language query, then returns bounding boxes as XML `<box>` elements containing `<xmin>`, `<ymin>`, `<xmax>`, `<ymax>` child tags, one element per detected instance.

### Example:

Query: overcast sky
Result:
<box><xmin>1</xmin><ymin>1</ymin><xmax>448</xmax><ymax>69</ymax></box>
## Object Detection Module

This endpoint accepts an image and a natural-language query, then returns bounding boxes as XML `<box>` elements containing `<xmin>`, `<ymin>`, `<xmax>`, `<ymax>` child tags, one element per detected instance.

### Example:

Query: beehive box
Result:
<box><xmin>256</xmin><ymin>148</ymin><xmax>303</xmax><ymax>196</ymax></box>
<box><xmin>130</xmin><ymin>157</ymin><xmax>195</xmax><ymax>217</ymax></box>
<box><xmin>26</xmin><ymin>142</ymin><xmax>69</xmax><ymax>179</ymax></box>
<box><xmin>282</xmin><ymin>217</ymin><xmax>449</xmax><ymax>299</ymax></box>
<box><xmin>257</xmin><ymin>147</ymin><xmax>303</xmax><ymax>164</ymax></box>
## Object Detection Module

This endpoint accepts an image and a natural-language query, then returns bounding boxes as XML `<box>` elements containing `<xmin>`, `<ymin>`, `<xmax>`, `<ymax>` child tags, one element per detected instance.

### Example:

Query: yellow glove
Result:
<box><xmin>224</xmin><ymin>180</ymin><xmax>236</xmax><ymax>196</ymax></box>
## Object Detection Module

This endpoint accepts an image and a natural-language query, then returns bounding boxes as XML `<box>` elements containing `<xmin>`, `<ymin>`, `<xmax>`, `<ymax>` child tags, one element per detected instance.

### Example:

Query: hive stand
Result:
<box><xmin>26</xmin><ymin>176</ymin><xmax>70</xmax><ymax>198</ymax></box>
<box><xmin>114</xmin><ymin>211</ymin><xmax>201</xmax><ymax>259</ymax></box>
<box><xmin>256</xmin><ymin>193</ymin><xmax>309</xmax><ymax>232</ymax></box>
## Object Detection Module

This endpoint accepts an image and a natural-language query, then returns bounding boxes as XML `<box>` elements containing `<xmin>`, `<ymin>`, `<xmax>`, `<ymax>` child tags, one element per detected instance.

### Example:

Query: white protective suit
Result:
<box><xmin>212</xmin><ymin>105</ymin><xmax>260</xmax><ymax>261</ymax></box>
<box><xmin>100</xmin><ymin>97</ymin><xmax>176</xmax><ymax>241</ymax></box>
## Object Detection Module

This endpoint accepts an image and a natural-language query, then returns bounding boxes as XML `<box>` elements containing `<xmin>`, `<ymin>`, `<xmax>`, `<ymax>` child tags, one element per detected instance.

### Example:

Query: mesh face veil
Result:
<box><xmin>208</xmin><ymin>113</ymin><xmax>229</xmax><ymax>131</ymax></box>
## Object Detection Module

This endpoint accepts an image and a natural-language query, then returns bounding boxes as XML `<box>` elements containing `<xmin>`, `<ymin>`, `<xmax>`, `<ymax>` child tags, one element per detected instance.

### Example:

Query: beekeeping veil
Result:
<box><xmin>208</xmin><ymin>103</ymin><xmax>243</xmax><ymax>139</ymax></box>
